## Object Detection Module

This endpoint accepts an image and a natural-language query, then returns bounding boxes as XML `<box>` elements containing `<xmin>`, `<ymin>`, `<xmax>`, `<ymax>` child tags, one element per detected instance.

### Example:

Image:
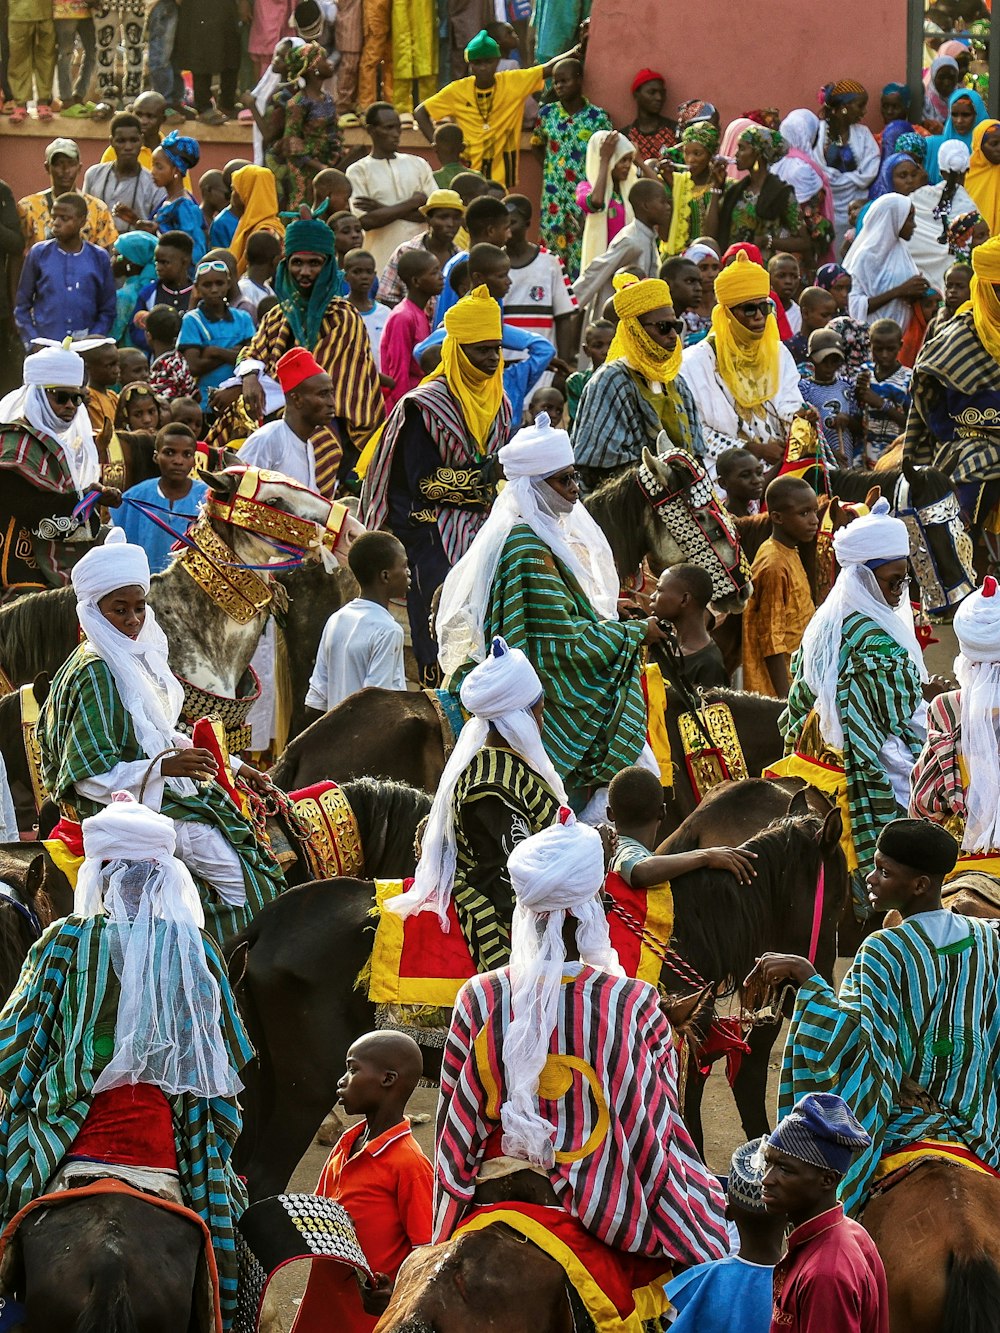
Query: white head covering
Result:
<box><xmin>684</xmin><ymin>243</ymin><xmax>717</xmax><ymax>264</ymax></box>
<box><xmin>0</xmin><ymin>343</ymin><xmax>99</xmax><ymax>494</ymax></box>
<box><xmin>437</xmin><ymin>414</ymin><xmax>620</xmax><ymax>675</ymax></box>
<box><xmin>76</xmin><ymin>793</ymin><xmax>240</xmax><ymax>1098</ymax></box>
<box><xmin>953</xmin><ymin>579</ymin><xmax>1000</xmax><ymax>852</ymax></box>
<box><xmin>937</xmin><ymin>139</ymin><xmax>971</xmax><ymax>175</ymax></box>
<box><xmin>386</xmin><ymin>635</ymin><xmax>567</xmax><ymax>925</ymax></box>
<box><xmin>501</xmin><ymin>811</ymin><xmax>623</xmax><ymax>1167</ymax></box>
<box><xmin>843</xmin><ymin>193</ymin><xmax>920</xmax><ymax>330</ymax></box>
<box><xmin>71</xmin><ymin>530</ymin><xmax>192</xmax><ymax>795</ymax></box>
<box><xmin>772</xmin><ymin>109</ymin><xmax>827</xmax><ymax>203</ymax></box>
<box><xmin>580</xmin><ymin>131</ymin><xmax>638</xmax><ymax>277</ymax></box>
<box><xmin>799</xmin><ymin>498</ymin><xmax>927</xmax><ymax>750</ymax></box>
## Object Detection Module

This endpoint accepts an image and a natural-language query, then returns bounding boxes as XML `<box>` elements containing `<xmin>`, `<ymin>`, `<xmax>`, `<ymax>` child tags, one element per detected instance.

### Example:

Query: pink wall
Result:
<box><xmin>584</xmin><ymin>0</ymin><xmax>908</xmax><ymax>130</ymax></box>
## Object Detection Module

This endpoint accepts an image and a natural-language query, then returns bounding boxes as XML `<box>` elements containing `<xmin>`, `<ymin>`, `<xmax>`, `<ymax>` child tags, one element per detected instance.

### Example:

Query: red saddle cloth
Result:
<box><xmin>69</xmin><ymin>1084</ymin><xmax>178</xmax><ymax>1171</ymax></box>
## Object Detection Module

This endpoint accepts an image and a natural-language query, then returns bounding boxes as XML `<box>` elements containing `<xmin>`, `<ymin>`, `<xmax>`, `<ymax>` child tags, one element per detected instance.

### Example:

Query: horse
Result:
<box><xmin>226</xmin><ymin>805</ymin><xmax>844</xmax><ymax>1202</ymax></box>
<box><xmin>0</xmin><ymin>845</ymin><xmax>61</xmax><ymax>1004</ymax></box>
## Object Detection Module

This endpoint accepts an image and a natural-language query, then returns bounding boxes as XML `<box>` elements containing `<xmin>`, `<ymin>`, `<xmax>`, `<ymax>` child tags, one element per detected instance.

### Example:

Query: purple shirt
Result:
<box><xmin>14</xmin><ymin>238</ymin><xmax>116</xmax><ymax>345</ymax></box>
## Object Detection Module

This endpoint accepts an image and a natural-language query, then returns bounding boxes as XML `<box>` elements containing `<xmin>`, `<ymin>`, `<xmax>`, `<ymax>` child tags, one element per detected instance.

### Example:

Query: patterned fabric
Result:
<box><xmin>451</xmin><ymin>747</ymin><xmax>561</xmax><ymax>972</ymax></box>
<box><xmin>17</xmin><ymin>190</ymin><xmax>118</xmax><ymax>253</ymax></box>
<box><xmin>780</xmin><ymin>911</ymin><xmax>1000</xmax><ymax>1214</ymax></box>
<box><xmin>572</xmin><ymin>360</ymin><xmax>704</xmax><ymax>471</ymax></box>
<box><xmin>618</xmin><ymin>119</ymin><xmax>677</xmax><ymax>163</ymax></box>
<box><xmin>38</xmin><ymin>644</ymin><xmax>285</xmax><ymax>944</ymax></box>
<box><xmin>0</xmin><ymin>917</ymin><xmax>253</xmax><ymax>1329</ymax></box>
<box><xmin>780</xmin><ymin>612</ymin><xmax>926</xmax><ymax>882</ymax></box>
<box><xmin>722</xmin><ymin>176</ymin><xmax>800</xmax><ymax>248</ymax></box>
<box><xmin>909</xmin><ymin>689</ymin><xmax>968</xmax><ymax>832</ymax></box>
<box><xmin>269</xmin><ymin>91</ymin><xmax>343</xmax><ymax>211</ymax></box>
<box><xmin>742</xmin><ymin>537</ymin><xmax>815</xmax><ymax>696</ymax></box>
<box><xmin>434</xmin><ymin>963</ymin><xmax>730</xmax><ymax>1263</ymax></box>
<box><xmin>530</xmin><ymin>100</ymin><xmax>614</xmax><ymax>280</ymax></box>
<box><xmin>149</xmin><ymin>349</ymin><xmax>199</xmax><ymax>401</ymax></box>
<box><xmin>861</xmin><ymin>358</ymin><xmax>911</xmax><ymax>459</ymax></box>
<box><xmin>377</xmin><ymin>232</ymin><xmax>457</xmax><ymax>314</ymax></box>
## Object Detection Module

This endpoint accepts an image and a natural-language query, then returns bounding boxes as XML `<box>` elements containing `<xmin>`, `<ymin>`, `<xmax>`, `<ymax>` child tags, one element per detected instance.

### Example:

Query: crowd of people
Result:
<box><xmin>1</xmin><ymin>4</ymin><xmax>1000</xmax><ymax>1330</ymax></box>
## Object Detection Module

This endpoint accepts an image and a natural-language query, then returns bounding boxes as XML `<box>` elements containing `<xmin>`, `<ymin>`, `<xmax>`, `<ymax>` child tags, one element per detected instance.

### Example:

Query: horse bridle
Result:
<box><xmin>0</xmin><ymin>879</ymin><xmax>41</xmax><ymax>942</ymax></box>
<box><xmin>893</xmin><ymin>474</ymin><xmax>975</xmax><ymax>616</ymax></box>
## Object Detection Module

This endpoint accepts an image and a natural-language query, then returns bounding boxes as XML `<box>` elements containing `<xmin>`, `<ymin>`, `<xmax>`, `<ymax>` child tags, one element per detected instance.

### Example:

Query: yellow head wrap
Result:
<box><xmin>965</xmin><ymin>119</ymin><xmax>1000</xmax><ymax>239</ymax></box>
<box><xmin>229</xmin><ymin>165</ymin><xmax>285</xmax><ymax>276</ymax></box>
<box><xmin>430</xmin><ymin>285</ymin><xmax>505</xmax><ymax>449</ymax></box>
<box><xmin>959</xmin><ymin>233</ymin><xmax>1000</xmax><ymax>363</ymax></box>
<box><xmin>710</xmin><ymin>252</ymin><xmax>782</xmax><ymax>413</ymax></box>
<box><xmin>607</xmin><ymin>274</ymin><xmax>683</xmax><ymax>385</ymax></box>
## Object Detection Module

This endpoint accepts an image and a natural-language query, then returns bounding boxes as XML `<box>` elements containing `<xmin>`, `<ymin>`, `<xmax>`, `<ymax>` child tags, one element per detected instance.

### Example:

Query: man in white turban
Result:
<box><xmin>0</xmin><ymin>342</ymin><xmax>119</xmax><ymax>594</ymax></box>
<box><xmin>387</xmin><ymin>633</ymin><xmax>566</xmax><ymax>972</ymax></box>
<box><xmin>433</xmin><ymin>812</ymin><xmax>730</xmax><ymax>1307</ymax></box>
<box><xmin>770</xmin><ymin>498</ymin><xmax>931</xmax><ymax>916</ymax></box>
<box><xmin>436</xmin><ymin>412</ymin><xmax>668</xmax><ymax>803</ymax></box>
<box><xmin>38</xmin><ymin>528</ymin><xmax>285</xmax><ymax>944</ymax></box>
<box><xmin>0</xmin><ymin>794</ymin><xmax>253</xmax><ymax>1328</ymax></box>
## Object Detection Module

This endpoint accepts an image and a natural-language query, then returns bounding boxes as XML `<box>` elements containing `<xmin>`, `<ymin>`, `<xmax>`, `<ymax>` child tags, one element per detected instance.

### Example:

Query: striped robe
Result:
<box><xmin>780</xmin><ymin>912</ymin><xmax>1000</xmax><ymax>1215</ymax></box>
<box><xmin>0</xmin><ymin>919</ymin><xmax>253</xmax><ymax>1330</ymax></box>
<box><xmin>780</xmin><ymin>612</ymin><xmax>925</xmax><ymax>885</ymax></box>
<box><xmin>451</xmin><ymin>748</ymin><xmax>561</xmax><ymax>972</ymax></box>
<box><xmin>571</xmin><ymin>360</ymin><xmax>704</xmax><ymax>473</ymax></box>
<box><xmin>909</xmin><ymin>690</ymin><xmax>968</xmax><ymax>833</ymax></box>
<box><xmin>38</xmin><ymin>645</ymin><xmax>286</xmax><ymax>945</ymax></box>
<box><xmin>434</xmin><ymin>962</ymin><xmax>729</xmax><ymax>1264</ymax></box>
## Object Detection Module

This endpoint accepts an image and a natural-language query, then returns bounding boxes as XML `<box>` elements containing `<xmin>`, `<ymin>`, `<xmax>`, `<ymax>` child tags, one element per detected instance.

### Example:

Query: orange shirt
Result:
<box><xmin>291</xmin><ymin>1118</ymin><xmax>433</xmax><ymax>1333</ymax></box>
<box><xmin>741</xmin><ymin>536</ymin><xmax>814</xmax><ymax>696</ymax></box>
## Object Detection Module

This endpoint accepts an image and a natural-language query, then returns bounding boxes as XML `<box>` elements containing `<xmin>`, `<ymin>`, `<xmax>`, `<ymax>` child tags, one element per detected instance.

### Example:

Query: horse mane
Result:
<box><xmin>583</xmin><ymin>467</ymin><xmax>647</xmax><ymax>578</ymax></box>
<box><xmin>831</xmin><ymin>465</ymin><xmax>900</xmax><ymax>503</ymax></box>
<box><xmin>669</xmin><ymin>815</ymin><xmax>825</xmax><ymax>994</ymax></box>
<box><xmin>341</xmin><ymin>777</ymin><xmax>433</xmax><ymax>879</ymax></box>
<box><xmin>733</xmin><ymin>513</ymin><xmax>771</xmax><ymax>564</ymax></box>
<box><xmin>0</xmin><ymin>586</ymin><xmax>77</xmax><ymax>684</ymax></box>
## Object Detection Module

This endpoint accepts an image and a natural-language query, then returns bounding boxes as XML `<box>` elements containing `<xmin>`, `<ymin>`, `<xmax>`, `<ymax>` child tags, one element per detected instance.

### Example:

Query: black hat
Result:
<box><xmin>876</xmin><ymin>818</ymin><xmax>959</xmax><ymax>876</ymax></box>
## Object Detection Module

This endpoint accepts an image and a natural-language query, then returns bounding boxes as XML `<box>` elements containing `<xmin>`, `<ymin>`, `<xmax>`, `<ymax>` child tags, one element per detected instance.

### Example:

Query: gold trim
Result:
<box><xmin>292</xmin><ymin>784</ymin><xmax>364</xmax><ymax>879</ymax></box>
<box><xmin>676</xmin><ymin>702</ymin><xmax>748</xmax><ymax>801</ymax></box>
<box><xmin>206</xmin><ymin>468</ymin><xmax>348</xmax><ymax>554</ymax></box>
<box><xmin>19</xmin><ymin>684</ymin><xmax>47</xmax><ymax>816</ymax></box>
<box><xmin>177</xmin><ymin>520</ymin><xmax>273</xmax><ymax>626</ymax></box>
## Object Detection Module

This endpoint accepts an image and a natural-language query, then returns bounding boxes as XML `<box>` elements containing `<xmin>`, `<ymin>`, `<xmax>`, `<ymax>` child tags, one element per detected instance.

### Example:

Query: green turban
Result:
<box><xmin>284</xmin><ymin>217</ymin><xmax>335</xmax><ymax>258</ymax></box>
<box><xmin>465</xmin><ymin>29</ymin><xmax>501</xmax><ymax>61</ymax></box>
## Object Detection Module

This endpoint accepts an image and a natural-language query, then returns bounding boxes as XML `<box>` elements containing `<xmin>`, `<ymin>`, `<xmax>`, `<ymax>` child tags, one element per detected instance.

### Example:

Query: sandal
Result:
<box><xmin>90</xmin><ymin>102</ymin><xmax>115</xmax><ymax>121</ymax></box>
<box><xmin>36</xmin><ymin>103</ymin><xmax>54</xmax><ymax>121</ymax></box>
<box><xmin>9</xmin><ymin>105</ymin><xmax>27</xmax><ymax>124</ymax></box>
<box><xmin>338</xmin><ymin>111</ymin><xmax>360</xmax><ymax>128</ymax></box>
<box><xmin>197</xmin><ymin>109</ymin><xmax>227</xmax><ymax>125</ymax></box>
<box><xmin>237</xmin><ymin>107</ymin><xmax>253</xmax><ymax>121</ymax></box>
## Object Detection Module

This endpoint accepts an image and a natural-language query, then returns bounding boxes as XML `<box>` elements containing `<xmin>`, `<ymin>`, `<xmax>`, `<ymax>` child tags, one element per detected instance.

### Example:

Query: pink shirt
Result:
<box><xmin>575</xmin><ymin>180</ymin><xmax>628</xmax><ymax>245</ymax></box>
<box><xmin>380</xmin><ymin>298</ymin><xmax>431</xmax><ymax>413</ymax></box>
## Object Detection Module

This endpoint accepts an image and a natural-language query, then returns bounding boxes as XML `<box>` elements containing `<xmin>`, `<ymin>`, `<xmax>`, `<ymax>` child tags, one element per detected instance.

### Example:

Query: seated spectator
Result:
<box><xmin>237</xmin><ymin>231</ymin><xmax>282</xmax><ymax>321</ymax></box>
<box><xmin>18</xmin><ymin>138</ymin><xmax>117</xmax><ymax>253</ymax></box>
<box><xmin>14</xmin><ymin>194</ymin><xmax>116</xmax><ymax>346</ymax></box>
<box><xmin>111</xmin><ymin>421</ymin><xmax>207</xmax><ymax>572</ymax></box>
<box><xmin>147</xmin><ymin>305</ymin><xmax>200</xmax><ymax>402</ymax></box>
<box><xmin>178</xmin><ymin>260</ymin><xmax>256</xmax><ymax>409</ymax></box>
<box><xmin>82</xmin><ymin>113</ymin><xmax>166</xmax><ymax>235</ymax></box>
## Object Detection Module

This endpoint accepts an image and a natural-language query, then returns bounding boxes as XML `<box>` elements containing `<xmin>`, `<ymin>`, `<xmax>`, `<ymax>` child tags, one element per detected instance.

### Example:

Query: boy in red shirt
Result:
<box><xmin>292</xmin><ymin>1031</ymin><xmax>433</xmax><ymax>1333</ymax></box>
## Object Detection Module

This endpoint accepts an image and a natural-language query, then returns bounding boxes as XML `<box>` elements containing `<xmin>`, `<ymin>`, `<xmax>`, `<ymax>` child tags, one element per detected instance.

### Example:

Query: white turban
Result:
<box><xmin>954</xmin><ymin>579</ymin><xmax>1000</xmax><ymax>853</ymax></box>
<box><xmin>684</xmin><ymin>243</ymin><xmax>717</xmax><ymax>264</ymax></box>
<box><xmin>501</xmin><ymin>812</ymin><xmax>623</xmax><ymax>1167</ymax></box>
<box><xmin>22</xmin><ymin>344</ymin><xmax>86</xmax><ymax>388</ymax></box>
<box><xmin>832</xmin><ymin>497</ymin><xmax>910</xmax><ymax>567</ymax></box>
<box><xmin>386</xmin><ymin>636</ymin><xmax>567</xmax><ymax>925</ymax></box>
<box><xmin>75</xmin><ymin>793</ymin><xmax>239</xmax><ymax>1099</ymax></box>
<box><xmin>498</xmin><ymin>413</ymin><xmax>574</xmax><ymax>480</ymax></box>
<box><xmin>937</xmin><ymin>140</ymin><xmax>971</xmax><ymax>175</ymax></box>
<box><xmin>0</xmin><ymin>344</ymin><xmax>99</xmax><ymax>494</ymax></box>
<box><xmin>72</xmin><ymin>526</ymin><xmax>151</xmax><ymax>603</ymax></box>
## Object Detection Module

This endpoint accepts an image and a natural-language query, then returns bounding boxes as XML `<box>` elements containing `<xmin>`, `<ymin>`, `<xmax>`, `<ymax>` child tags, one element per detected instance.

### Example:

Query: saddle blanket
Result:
<box><xmin>874</xmin><ymin>1138</ymin><xmax>1000</xmax><ymax>1184</ymax></box>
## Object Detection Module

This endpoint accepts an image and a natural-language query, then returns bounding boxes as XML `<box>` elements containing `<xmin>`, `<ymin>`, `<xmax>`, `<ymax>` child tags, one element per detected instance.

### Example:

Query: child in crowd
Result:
<box><xmin>565</xmin><ymin>319</ymin><xmax>614</xmax><ymax>424</ymax></box>
<box><xmin>117</xmin><ymin>347</ymin><xmax>150</xmax><ymax>386</ymax></box>
<box><xmin>380</xmin><ymin>250</ymin><xmax>443</xmax><ymax>411</ymax></box>
<box><xmin>741</xmin><ymin>475</ymin><xmax>818</xmax><ymax>698</ymax></box>
<box><xmin>14</xmin><ymin>193</ymin><xmax>116</xmax><ymax>345</ymax></box>
<box><xmin>111</xmin><ymin>422</ymin><xmax>208</xmax><ymax>573</ymax></box>
<box><xmin>330</xmin><ymin>210</ymin><xmax>366</xmax><ymax>268</ymax></box>
<box><xmin>343</xmin><ymin>248</ymin><xmax>392</xmax><ymax>372</ymax></box>
<box><xmin>129</xmin><ymin>230</ymin><xmax>195</xmax><ymax>351</ymax></box>
<box><xmin>856</xmin><ymin>317</ymin><xmax>912</xmax><ymax>465</ymax></box>
<box><xmin>606</xmin><ymin>765</ymin><xmax>757</xmax><ymax>894</ymax></box>
<box><xmin>147</xmin><ymin>304</ymin><xmax>199</xmax><ymax>402</ymax></box>
<box><xmin>660</xmin><ymin>257</ymin><xmax>706</xmax><ymax>346</ymax></box>
<box><xmin>237</xmin><ymin>231</ymin><xmax>282</xmax><ymax>320</ymax></box>
<box><xmin>926</xmin><ymin>260</ymin><xmax>971</xmax><ymax>341</ymax></box>
<box><xmin>313</xmin><ymin>168</ymin><xmax>353</xmax><ymax>216</ymax></box>
<box><xmin>170</xmin><ymin>396</ymin><xmax>204</xmax><ymax>437</ymax></box>
<box><xmin>528</xmin><ymin>385</ymin><xmax>564</xmax><ymax>428</ymax></box>
<box><xmin>81</xmin><ymin>339</ymin><xmax>120</xmax><ymax>449</ymax></box>
<box><xmin>290</xmin><ymin>1031</ymin><xmax>432</xmax><ymax>1333</ymax></box>
<box><xmin>150</xmin><ymin>134</ymin><xmax>206</xmax><ymax>263</ymax></box>
<box><xmin>785</xmin><ymin>286</ymin><xmax>838</xmax><ymax>364</ymax></box>
<box><xmin>666</xmin><ymin>1137</ymin><xmax>785</xmax><ymax>1333</ymax></box>
<box><xmin>199</xmin><ymin>170</ymin><xmax>229</xmax><ymax>235</ymax></box>
<box><xmin>798</xmin><ymin>329</ymin><xmax>861</xmax><ymax>466</ymax></box>
<box><xmin>305</xmin><ymin>533</ymin><xmax>408</xmax><ymax>717</ymax></box>
<box><xmin>716</xmin><ymin>446</ymin><xmax>765</xmax><ymax>517</ymax></box>
<box><xmin>769</xmin><ymin>252</ymin><xmax>802</xmax><ymax>334</ymax></box>
<box><xmin>208</xmin><ymin>159</ymin><xmax>249</xmax><ymax>248</ymax></box>
<box><xmin>650</xmin><ymin>563</ymin><xmax>728</xmax><ymax>691</ymax></box>
<box><xmin>178</xmin><ymin>258</ymin><xmax>256</xmax><ymax>409</ymax></box>
<box><xmin>433</xmin><ymin>123</ymin><xmax>466</xmax><ymax>188</ymax></box>
<box><xmin>115</xmin><ymin>381</ymin><xmax>164</xmax><ymax>434</ymax></box>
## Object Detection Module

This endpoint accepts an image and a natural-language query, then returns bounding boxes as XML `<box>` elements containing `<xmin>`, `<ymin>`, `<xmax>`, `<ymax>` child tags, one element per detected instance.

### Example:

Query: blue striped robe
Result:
<box><xmin>780</xmin><ymin>912</ymin><xmax>1000</xmax><ymax>1214</ymax></box>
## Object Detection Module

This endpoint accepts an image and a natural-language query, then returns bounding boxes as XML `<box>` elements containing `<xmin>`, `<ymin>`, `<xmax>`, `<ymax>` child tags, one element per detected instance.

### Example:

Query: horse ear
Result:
<box><xmin>641</xmin><ymin>445</ymin><xmax>665</xmax><ymax>477</ymax></box>
<box><xmin>787</xmin><ymin>787</ymin><xmax>811</xmax><ymax>817</ymax></box>
<box><xmin>829</xmin><ymin>496</ymin><xmax>841</xmax><ymax>523</ymax></box>
<box><xmin>817</xmin><ymin>806</ymin><xmax>844</xmax><ymax>853</ymax></box>
<box><xmin>864</xmin><ymin>485</ymin><xmax>881</xmax><ymax>509</ymax></box>
<box><xmin>228</xmin><ymin>939</ymin><xmax>249</xmax><ymax>988</ymax></box>
<box><xmin>25</xmin><ymin>854</ymin><xmax>44</xmax><ymax>901</ymax></box>
<box><xmin>32</xmin><ymin>672</ymin><xmax>49</xmax><ymax>708</ymax></box>
<box><xmin>202</xmin><ymin>469</ymin><xmax>241</xmax><ymax>499</ymax></box>
<box><xmin>902</xmin><ymin>456</ymin><xmax>919</xmax><ymax>484</ymax></box>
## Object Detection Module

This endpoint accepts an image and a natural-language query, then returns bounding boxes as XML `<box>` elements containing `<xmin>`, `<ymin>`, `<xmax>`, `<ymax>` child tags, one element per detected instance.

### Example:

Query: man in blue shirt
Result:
<box><xmin>14</xmin><ymin>194</ymin><xmax>116</xmax><ymax>347</ymax></box>
<box><xmin>111</xmin><ymin>422</ymin><xmax>208</xmax><ymax>572</ymax></box>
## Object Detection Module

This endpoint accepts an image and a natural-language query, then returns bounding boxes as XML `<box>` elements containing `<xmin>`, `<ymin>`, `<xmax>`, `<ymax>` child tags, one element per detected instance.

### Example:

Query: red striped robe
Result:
<box><xmin>434</xmin><ymin>963</ymin><xmax>730</xmax><ymax>1266</ymax></box>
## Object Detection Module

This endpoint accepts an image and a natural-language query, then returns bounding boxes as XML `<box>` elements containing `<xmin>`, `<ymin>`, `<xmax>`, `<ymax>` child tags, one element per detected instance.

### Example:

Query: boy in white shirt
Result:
<box><xmin>305</xmin><ymin>532</ymin><xmax>409</xmax><ymax>717</ymax></box>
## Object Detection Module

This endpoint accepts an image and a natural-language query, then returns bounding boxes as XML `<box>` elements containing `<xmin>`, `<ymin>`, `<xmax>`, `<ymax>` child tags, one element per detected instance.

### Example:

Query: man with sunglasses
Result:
<box><xmin>0</xmin><ymin>342</ymin><xmax>121</xmax><ymax>594</ymax></box>
<box><xmin>681</xmin><ymin>250</ymin><xmax>805</xmax><ymax>478</ymax></box>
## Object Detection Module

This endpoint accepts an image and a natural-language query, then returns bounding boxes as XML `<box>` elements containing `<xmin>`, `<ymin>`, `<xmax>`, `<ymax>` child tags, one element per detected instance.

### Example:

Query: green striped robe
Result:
<box><xmin>0</xmin><ymin>918</ymin><xmax>254</xmax><ymax>1330</ymax></box>
<box><xmin>780</xmin><ymin>612</ymin><xmax>925</xmax><ymax>893</ymax></box>
<box><xmin>780</xmin><ymin>913</ymin><xmax>1000</xmax><ymax>1214</ymax></box>
<box><xmin>452</xmin><ymin>747</ymin><xmax>561</xmax><ymax>971</ymax></box>
<box><xmin>38</xmin><ymin>644</ymin><xmax>286</xmax><ymax>944</ymax></box>
<box><xmin>469</xmin><ymin>525</ymin><xmax>647</xmax><ymax>791</ymax></box>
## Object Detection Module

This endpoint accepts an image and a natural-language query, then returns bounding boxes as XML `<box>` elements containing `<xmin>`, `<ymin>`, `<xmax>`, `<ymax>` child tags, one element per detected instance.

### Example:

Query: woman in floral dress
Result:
<box><xmin>269</xmin><ymin>43</ymin><xmax>343</xmax><ymax>210</ymax></box>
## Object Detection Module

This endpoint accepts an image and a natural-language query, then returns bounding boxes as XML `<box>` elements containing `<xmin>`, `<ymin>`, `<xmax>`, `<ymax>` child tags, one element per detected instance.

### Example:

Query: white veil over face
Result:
<box><xmin>954</xmin><ymin>581</ymin><xmax>1000</xmax><ymax>853</ymax></box>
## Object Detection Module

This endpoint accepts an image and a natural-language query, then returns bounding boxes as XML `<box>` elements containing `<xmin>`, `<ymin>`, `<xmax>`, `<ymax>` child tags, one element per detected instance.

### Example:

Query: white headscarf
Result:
<box><xmin>580</xmin><ymin>131</ymin><xmax>638</xmax><ymax>277</ymax></box>
<box><xmin>0</xmin><ymin>344</ymin><xmax>100</xmax><ymax>495</ymax></box>
<box><xmin>844</xmin><ymin>192</ymin><xmax>920</xmax><ymax>329</ymax></box>
<box><xmin>799</xmin><ymin>497</ymin><xmax>927</xmax><ymax>751</ymax></box>
<box><xmin>501</xmin><ymin>812</ymin><xmax>623</xmax><ymax>1167</ymax></box>
<box><xmin>437</xmin><ymin>414</ymin><xmax>620</xmax><ymax>676</ymax></box>
<box><xmin>76</xmin><ymin>794</ymin><xmax>240</xmax><ymax>1098</ymax></box>
<box><xmin>386</xmin><ymin>636</ymin><xmax>566</xmax><ymax>925</ymax></box>
<box><xmin>772</xmin><ymin>109</ymin><xmax>828</xmax><ymax>203</ymax></box>
<box><xmin>937</xmin><ymin>139</ymin><xmax>972</xmax><ymax>175</ymax></box>
<box><xmin>954</xmin><ymin>580</ymin><xmax>1000</xmax><ymax>853</ymax></box>
<box><xmin>71</xmin><ymin>530</ymin><xmax>192</xmax><ymax>796</ymax></box>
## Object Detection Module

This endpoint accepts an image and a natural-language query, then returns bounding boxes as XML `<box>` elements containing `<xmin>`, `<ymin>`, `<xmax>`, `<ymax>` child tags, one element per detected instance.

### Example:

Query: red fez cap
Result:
<box><xmin>631</xmin><ymin>68</ymin><xmax>665</xmax><ymax>94</ymax></box>
<box><xmin>275</xmin><ymin>347</ymin><xmax>326</xmax><ymax>392</ymax></box>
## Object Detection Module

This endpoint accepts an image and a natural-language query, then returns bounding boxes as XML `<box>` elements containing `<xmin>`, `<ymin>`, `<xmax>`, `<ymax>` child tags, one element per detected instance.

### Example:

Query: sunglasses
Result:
<box><xmin>549</xmin><ymin>469</ymin><xmax>581</xmax><ymax>486</ymax></box>
<box><xmin>640</xmin><ymin>317</ymin><xmax>685</xmax><ymax>336</ymax></box>
<box><xmin>195</xmin><ymin>260</ymin><xmax>231</xmax><ymax>276</ymax></box>
<box><xmin>45</xmin><ymin>388</ymin><xmax>86</xmax><ymax>406</ymax></box>
<box><xmin>733</xmin><ymin>300</ymin><xmax>774</xmax><ymax>318</ymax></box>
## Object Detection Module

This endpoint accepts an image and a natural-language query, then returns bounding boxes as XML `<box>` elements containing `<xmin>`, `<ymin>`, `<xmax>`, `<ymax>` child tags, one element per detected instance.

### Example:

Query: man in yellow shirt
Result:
<box><xmin>414</xmin><ymin>27</ymin><xmax>584</xmax><ymax>189</ymax></box>
<box><xmin>17</xmin><ymin>138</ymin><xmax>118</xmax><ymax>255</ymax></box>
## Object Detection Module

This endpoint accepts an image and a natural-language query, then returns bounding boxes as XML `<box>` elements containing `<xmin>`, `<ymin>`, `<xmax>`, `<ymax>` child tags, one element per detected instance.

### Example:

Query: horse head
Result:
<box><xmin>201</xmin><ymin>467</ymin><xmax>365</xmax><ymax>573</ymax></box>
<box><xmin>895</xmin><ymin>459</ymin><xmax>975</xmax><ymax>618</ymax></box>
<box><xmin>639</xmin><ymin>442</ymin><xmax>752</xmax><ymax>613</ymax></box>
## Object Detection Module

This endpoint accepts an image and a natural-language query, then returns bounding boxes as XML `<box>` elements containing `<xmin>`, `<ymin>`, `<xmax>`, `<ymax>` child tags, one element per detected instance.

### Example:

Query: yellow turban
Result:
<box><xmin>432</xmin><ymin>284</ymin><xmax>506</xmax><ymax>448</ymax></box>
<box><xmin>607</xmin><ymin>273</ymin><xmax>682</xmax><ymax>385</ymax></box>
<box><xmin>960</xmin><ymin>234</ymin><xmax>1000</xmax><ymax>363</ymax></box>
<box><xmin>710</xmin><ymin>253</ymin><xmax>781</xmax><ymax>413</ymax></box>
